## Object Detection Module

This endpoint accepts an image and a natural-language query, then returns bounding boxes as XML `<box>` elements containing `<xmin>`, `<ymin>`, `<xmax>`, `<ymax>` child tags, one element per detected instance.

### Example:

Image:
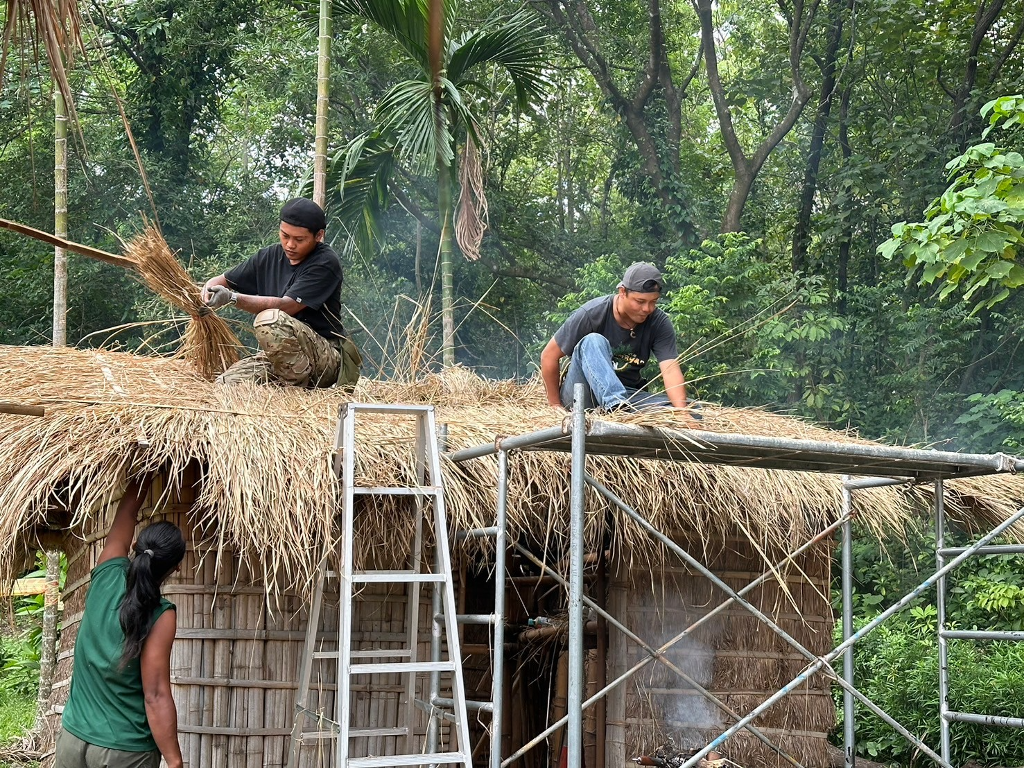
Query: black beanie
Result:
<box><xmin>280</xmin><ymin>198</ymin><xmax>326</xmax><ymax>233</ymax></box>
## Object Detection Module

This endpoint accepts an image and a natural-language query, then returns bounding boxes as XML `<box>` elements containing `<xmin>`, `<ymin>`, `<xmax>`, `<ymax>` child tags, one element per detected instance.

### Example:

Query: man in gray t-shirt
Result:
<box><xmin>540</xmin><ymin>262</ymin><xmax>691</xmax><ymax>412</ymax></box>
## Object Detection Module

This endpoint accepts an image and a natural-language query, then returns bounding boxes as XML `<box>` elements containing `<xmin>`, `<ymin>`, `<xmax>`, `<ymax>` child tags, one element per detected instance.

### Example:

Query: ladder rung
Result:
<box><xmin>350</xmin><ymin>649</ymin><xmax>413</xmax><ymax>659</ymax></box>
<box><xmin>348</xmin><ymin>752</ymin><xmax>468</xmax><ymax>767</ymax></box>
<box><xmin>351</xmin><ymin>486</ymin><xmax>441</xmax><ymax>496</ymax></box>
<box><xmin>343</xmin><ymin>404</ymin><xmax>434</xmax><ymax>415</ymax></box>
<box><xmin>353</xmin><ymin>571</ymin><xmax>446</xmax><ymax>584</ymax></box>
<box><xmin>350</xmin><ymin>661</ymin><xmax>455</xmax><ymax>675</ymax></box>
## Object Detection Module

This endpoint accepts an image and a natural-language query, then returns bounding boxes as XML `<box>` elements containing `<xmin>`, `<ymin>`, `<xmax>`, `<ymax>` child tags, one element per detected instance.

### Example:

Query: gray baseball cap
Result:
<box><xmin>618</xmin><ymin>262</ymin><xmax>664</xmax><ymax>293</ymax></box>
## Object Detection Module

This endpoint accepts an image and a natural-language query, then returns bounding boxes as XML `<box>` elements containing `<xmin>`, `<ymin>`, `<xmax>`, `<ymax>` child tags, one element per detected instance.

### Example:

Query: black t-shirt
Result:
<box><xmin>553</xmin><ymin>294</ymin><xmax>678</xmax><ymax>390</ymax></box>
<box><xmin>224</xmin><ymin>242</ymin><xmax>345</xmax><ymax>340</ymax></box>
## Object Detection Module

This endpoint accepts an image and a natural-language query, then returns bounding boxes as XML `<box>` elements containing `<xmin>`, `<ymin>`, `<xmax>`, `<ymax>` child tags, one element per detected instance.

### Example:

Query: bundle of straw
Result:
<box><xmin>122</xmin><ymin>225</ymin><xmax>242</xmax><ymax>379</ymax></box>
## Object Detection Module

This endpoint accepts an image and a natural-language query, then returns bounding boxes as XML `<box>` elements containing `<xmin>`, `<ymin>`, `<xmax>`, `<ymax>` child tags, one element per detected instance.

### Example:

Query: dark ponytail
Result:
<box><xmin>118</xmin><ymin>521</ymin><xmax>185</xmax><ymax>665</ymax></box>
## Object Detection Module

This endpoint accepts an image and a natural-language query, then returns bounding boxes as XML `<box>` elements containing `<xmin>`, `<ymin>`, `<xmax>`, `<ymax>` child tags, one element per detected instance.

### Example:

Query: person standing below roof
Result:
<box><xmin>56</xmin><ymin>473</ymin><xmax>186</xmax><ymax>768</ymax></box>
<box><xmin>540</xmin><ymin>262</ymin><xmax>694</xmax><ymax>415</ymax></box>
<box><xmin>202</xmin><ymin>198</ymin><xmax>361</xmax><ymax>389</ymax></box>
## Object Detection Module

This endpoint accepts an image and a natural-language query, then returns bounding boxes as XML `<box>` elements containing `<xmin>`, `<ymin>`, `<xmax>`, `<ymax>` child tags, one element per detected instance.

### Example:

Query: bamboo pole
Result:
<box><xmin>0</xmin><ymin>401</ymin><xmax>45</xmax><ymax>416</ymax></box>
<box><xmin>54</xmin><ymin>88</ymin><xmax>68</xmax><ymax>346</ymax></box>
<box><xmin>0</xmin><ymin>217</ymin><xmax>135</xmax><ymax>270</ymax></box>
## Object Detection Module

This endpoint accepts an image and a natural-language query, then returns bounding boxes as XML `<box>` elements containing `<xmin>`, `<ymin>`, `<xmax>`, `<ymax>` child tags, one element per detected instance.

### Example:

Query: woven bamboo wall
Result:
<box><xmin>607</xmin><ymin>529</ymin><xmax>835</xmax><ymax>768</ymax></box>
<box><xmin>49</xmin><ymin>472</ymin><xmax>458</xmax><ymax>768</ymax></box>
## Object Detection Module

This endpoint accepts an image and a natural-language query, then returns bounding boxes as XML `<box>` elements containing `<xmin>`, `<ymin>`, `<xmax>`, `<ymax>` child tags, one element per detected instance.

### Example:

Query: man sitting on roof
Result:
<box><xmin>539</xmin><ymin>262</ymin><xmax>695</xmax><ymax>416</ymax></box>
<box><xmin>202</xmin><ymin>198</ymin><xmax>361</xmax><ymax>389</ymax></box>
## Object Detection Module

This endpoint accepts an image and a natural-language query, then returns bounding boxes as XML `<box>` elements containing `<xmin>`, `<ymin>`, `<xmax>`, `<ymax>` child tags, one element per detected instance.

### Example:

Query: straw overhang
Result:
<box><xmin>2</xmin><ymin>344</ymin><xmax>1022</xmax><ymax>595</ymax></box>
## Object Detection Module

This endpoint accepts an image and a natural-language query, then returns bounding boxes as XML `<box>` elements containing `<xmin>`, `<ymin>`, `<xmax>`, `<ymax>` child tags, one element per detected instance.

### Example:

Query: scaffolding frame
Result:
<box><xmin>449</xmin><ymin>388</ymin><xmax>1024</xmax><ymax>768</ymax></box>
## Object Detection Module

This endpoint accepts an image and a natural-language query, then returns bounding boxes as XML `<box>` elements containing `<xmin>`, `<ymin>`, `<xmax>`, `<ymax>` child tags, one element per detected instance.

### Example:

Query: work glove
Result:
<box><xmin>204</xmin><ymin>285</ymin><xmax>236</xmax><ymax>309</ymax></box>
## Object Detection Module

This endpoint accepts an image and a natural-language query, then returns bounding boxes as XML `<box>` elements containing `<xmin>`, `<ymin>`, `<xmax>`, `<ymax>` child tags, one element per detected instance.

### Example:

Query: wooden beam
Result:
<box><xmin>0</xmin><ymin>217</ymin><xmax>135</xmax><ymax>270</ymax></box>
<box><xmin>0</xmin><ymin>401</ymin><xmax>45</xmax><ymax>417</ymax></box>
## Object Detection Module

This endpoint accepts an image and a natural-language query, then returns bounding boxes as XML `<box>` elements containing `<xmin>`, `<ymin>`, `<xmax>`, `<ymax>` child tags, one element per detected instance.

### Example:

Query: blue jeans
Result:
<box><xmin>559</xmin><ymin>333</ymin><xmax>673</xmax><ymax>410</ymax></box>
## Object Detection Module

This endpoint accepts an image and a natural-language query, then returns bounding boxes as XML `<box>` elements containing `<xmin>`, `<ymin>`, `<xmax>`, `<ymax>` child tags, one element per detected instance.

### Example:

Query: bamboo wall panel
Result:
<box><xmin>609</xmin><ymin>527</ymin><xmax>835</xmax><ymax>768</ymax></box>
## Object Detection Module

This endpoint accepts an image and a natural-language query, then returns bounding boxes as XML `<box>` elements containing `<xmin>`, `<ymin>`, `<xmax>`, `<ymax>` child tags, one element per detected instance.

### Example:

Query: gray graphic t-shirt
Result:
<box><xmin>553</xmin><ymin>295</ymin><xmax>678</xmax><ymax>390</ymax></box>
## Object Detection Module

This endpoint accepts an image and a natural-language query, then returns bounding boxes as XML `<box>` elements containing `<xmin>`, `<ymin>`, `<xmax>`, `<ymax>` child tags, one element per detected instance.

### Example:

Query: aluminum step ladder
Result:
<box><xmin>288</xmin><ymin>403</ymin><xmax>473</xmax><ymax>768</ymax></box>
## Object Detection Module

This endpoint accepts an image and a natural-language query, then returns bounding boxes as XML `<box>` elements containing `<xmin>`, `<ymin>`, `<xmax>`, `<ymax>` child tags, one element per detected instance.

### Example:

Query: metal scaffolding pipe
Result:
<box><xmin>843</xmin><ymin>477</ymin><xmax>916</xmax><ymax>490</ymax></box>
<box><xmin>678</xmin><ymin>504</ymin><xmax>1024</xmax><ymax>768</ymax></box>
<box><xmin>567</xmin><ymin>387</ymin><xmax>587</xmax><ymax>768</ymax></box>
<box><xmin>940</xmin><ymin>629</ymin><xmax>1024</xmax><ymax>641</ymax></box>
<box><xmin>936</xmin><ymin>479</ymin><xmax>951</xmax><ymax>764</ymax></box>
<box><xmin>939</xmin><ymin>544</ymin><xmax>1024</xmax><ymax>557</ymax></box>
<box><xmin>448</xmin><ymin>426</ymin><xmax>568</xmax><ymax>462</ymax></box>
<box><xmin>511</xmin><ymin>544</ymin><xmax>806</xmax><ymax>768</ymax></box>
<box><xmin>490</xmin><ymin>449</ymin><xmax>510</xmax><ymax>768</ymax></box>
<box><xmin>589</xmin><ymin>474</ymin><xmax>948</xmax><ymax>768</ymax></box>
<box><xmin>614</xmin><ymin>424</ymin><xmax>1024</xmax><ymax>472</ymax></box>
<box><xmin>842</xmin><ymin>482</ymin><xmax>856</xmax><ymax>768</ymax></box>
<box><xmin>946</xmin><ymin>712</ymin><xmax>1024</xmax><ymax>728</ymax></box>
<box><xmin>501</xmin><ymin>507</ymin><xmax>856</xmax><ymax>767</ymax></box>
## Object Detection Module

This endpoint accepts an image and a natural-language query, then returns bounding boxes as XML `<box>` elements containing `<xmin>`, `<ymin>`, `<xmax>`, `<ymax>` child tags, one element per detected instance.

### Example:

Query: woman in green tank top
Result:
<box><xmin>56</xmin><ymin>474</ymin><xmax>186</xmax><ymax>768</ymax></box>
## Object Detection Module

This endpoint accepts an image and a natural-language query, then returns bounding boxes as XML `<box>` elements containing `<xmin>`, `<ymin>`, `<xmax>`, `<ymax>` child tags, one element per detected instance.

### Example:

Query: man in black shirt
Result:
<box><xmin>540</xmin><ymin>262</ymin><xmax>691</xmax><ymax>413</ymax></box>
<box><xmin>202</xmin><ymin>198</ymin><xmax>361</xmax><ymax>389</ymax></box>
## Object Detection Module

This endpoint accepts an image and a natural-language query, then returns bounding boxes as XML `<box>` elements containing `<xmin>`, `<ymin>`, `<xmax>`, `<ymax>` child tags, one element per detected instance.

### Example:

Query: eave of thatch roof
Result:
<box><xmin>2</xmin><ymin>344</ymin><xmax>1022</xmax><ymax>594</ymax></box>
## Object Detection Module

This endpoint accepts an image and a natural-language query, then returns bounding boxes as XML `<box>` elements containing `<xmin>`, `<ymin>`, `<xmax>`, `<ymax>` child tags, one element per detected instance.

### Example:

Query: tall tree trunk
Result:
<box><xmin>428</xmin><ymin>0</ymin><xmax>456</xmax><ymax>367</ymax></box>
<box><xmin>439</xmin><ymin>163</ymin><xmax>455</xmax><ymax>367</ymax></box>
<box><xmin>792</xmin><ymin>0</ymin><xmax>847</xmax><ymax>274</ymax></box>
<box><xmin>837</xmin><ymin>84</ymin><xmax>853</xmax><ymax>314</ymax></box>
<box><xmin>313</xmin><ymin>0</ymin><xmax>332</xmax><ymax>207</ymax></box>
<box><xmin>538</xmin><ymin>0</ymin><xmax>700</xmax><ymax>241</ymax></box>
<box><xmin>696</xmin><ymin>0</ymin><xmax>814</xmax><ymax>232</ymax></box>
<box><xmin>946</xmin><ymin>0</ymin><xmax>1005</xmax><ymax>146</ymax></box>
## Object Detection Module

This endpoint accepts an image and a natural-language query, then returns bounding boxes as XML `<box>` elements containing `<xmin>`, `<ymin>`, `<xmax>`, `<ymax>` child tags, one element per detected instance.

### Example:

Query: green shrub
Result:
<box><xmin>835</xmin><ymin>610</ymin><xmax>1024</xmax><ymax>764</ymax></box>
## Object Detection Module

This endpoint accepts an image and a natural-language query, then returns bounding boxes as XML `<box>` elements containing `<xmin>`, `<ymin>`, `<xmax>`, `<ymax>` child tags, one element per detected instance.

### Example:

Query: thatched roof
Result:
<box><xmin>2</xmin><ymin>344</ymin><xmax>1022</xmax><ymax>593</ymax></box>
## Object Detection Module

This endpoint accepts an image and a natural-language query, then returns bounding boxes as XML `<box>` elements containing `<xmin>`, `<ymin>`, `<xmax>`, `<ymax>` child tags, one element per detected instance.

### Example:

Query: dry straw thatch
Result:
<box><xmin>2</xmin><ymin>343</ymin><xmax>1023</xmax><ymax>595</ymax></box>
<box><xmin>121</xmin><ymin>225</ymin><xmax>242</xmax><ymax>378</ymax></box>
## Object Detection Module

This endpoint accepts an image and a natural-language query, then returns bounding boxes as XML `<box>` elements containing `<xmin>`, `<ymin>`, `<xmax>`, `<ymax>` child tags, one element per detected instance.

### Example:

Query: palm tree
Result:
<box><xmin>325</xmin><ymin>0</ymin><xmax>550</xmax><ymax>367</ymax></box>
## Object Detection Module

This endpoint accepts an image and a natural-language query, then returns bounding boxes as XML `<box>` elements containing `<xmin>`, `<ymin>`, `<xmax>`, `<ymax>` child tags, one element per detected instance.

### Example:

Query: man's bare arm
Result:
<box><xmin>539</xmin><ymin>338</ymin><xmax>566</xmax><ymax>408</ymax></box>
<box><xmin>202</xmin><ymin>275</ymin><xmax>304</xmax><ymax>316</ymax></box>
<box><xmin>659</xmin><ymin>359</ymin><xmax>688</xmax><ymax>408</ymax></box>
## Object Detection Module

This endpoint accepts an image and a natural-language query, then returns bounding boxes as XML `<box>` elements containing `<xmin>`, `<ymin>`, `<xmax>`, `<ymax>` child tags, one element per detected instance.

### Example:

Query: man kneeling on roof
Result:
<box><xmin>540</xmin><ymin>262</ymin><xmax>698</xmax><ymax>418</ymax></box>
<box><xmin>202</xmin><ymin>198</ymin><xmax>361</xmax><ymax>389</ymax></box>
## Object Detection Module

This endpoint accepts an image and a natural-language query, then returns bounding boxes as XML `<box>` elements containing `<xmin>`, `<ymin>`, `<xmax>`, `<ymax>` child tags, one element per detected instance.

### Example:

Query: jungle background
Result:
<box><xmin>2</xmin><ymin>0</ymin><xmax>1024</xmax><ymax>763</ymax></box>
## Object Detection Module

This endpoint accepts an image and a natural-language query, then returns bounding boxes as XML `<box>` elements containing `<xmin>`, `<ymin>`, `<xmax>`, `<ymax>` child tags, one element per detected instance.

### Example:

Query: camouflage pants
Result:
<box><xmin>218</xmin><ymin>309</ymin><xmax>343</xmax><ymax>388</ymax></box>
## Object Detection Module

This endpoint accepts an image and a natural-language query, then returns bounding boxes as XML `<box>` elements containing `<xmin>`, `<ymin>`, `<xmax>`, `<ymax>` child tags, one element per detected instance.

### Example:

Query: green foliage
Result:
<box><xmin>663</xmin><ymin>234</ymin><xmax>848</xmax><ymax>418</ymax></box>
<box><xmin>956</xmin><ymin>389</ymin><xmax>1024</xmax><ymax>453</ymax></box>
<box><xmin>0</xmin><ymin>685</ymin><xmax>36</xmax><ymax>748</ymax></box>
<box><xmin>835</xmin><ymin>614</ymin><xmax>1024</xmax><ymax>764</ymax></box>
<box><xmin>880</xmin><ymin>95</ymin><xmax>1024</xmax><ymax>312</ymax></box>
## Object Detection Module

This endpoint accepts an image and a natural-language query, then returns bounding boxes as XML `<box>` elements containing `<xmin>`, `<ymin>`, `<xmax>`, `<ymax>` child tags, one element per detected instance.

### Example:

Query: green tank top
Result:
<box><xmin>61</xmin><ymin>557</ymin><xmax>175</xmax><ymax>752</ymax></box>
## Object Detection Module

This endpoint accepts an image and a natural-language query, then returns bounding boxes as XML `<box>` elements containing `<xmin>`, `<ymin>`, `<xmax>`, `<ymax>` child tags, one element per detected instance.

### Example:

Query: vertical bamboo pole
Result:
<box><xmin>312</xmin><ymin>0</ymin><xmax>332</xmax><ymax>207</ymax></box>
<box><xmin>36</xmin><ymin>80</ymin><xmax>71</xmax><ymax>733</ymax></box>
<box><xmin>53</xmin><ymin>87</ymin><xmax>68</xmax><ymax>345</ymax></box>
